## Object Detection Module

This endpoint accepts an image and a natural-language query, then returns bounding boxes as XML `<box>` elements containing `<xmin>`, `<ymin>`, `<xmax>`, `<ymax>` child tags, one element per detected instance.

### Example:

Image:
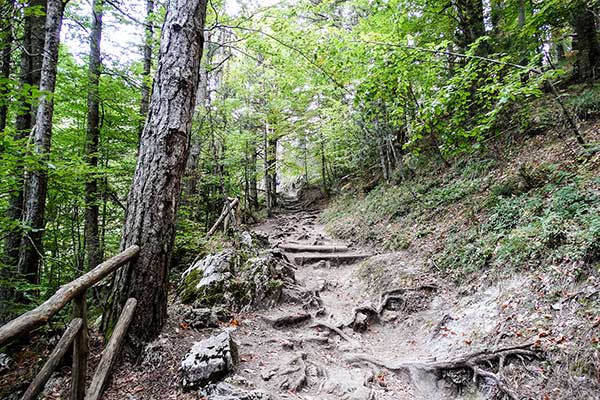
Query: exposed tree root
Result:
<box><xmin>278</xmin><ymin>352</ymin><xmax>308</xmax><ymax>392</ymax></box>
<box><xmin>347</xmin><ymin>343</ymin><xmax>540</xmax><ymax>400</ymax></box>
<box><xmin>263</xmin><ymin>312</ymin><xmax>312</xmax><ymax>329</ymax></box>
<box><xmin>311</xmin><ymin>321</ymin><xmax>360</xmax><ymax>347</ymax></box>
<box><xmin>340</xmin><ymin>284</ymin><xmax>438</xmax><ymax>330</ymax></box>
<box><xmin>262</xmin><ymin>352</ymin><xmax>326</xmax><ymax>393</ymax></box>
<box><xmin>282</xmin><ymin>282</ymin><xmax>323</xmax><ymax>309</ymax></box>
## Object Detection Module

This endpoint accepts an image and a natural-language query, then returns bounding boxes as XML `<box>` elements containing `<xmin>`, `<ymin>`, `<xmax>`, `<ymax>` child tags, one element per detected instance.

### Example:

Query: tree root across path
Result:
<box><xmin>346</xmin><ymin>343</ymin><xmax>540</xmax><ymax>400</ymax></box>
<box><xmin>341</xmin><ymin>284</ymin><xmax>438</xmax><ymax>330</ymax></box>
<box><xmin>311</xmin><ymin>321</ymin><xmax>360</xmax><ymax>348</ymax></box>
<box><xmin>262</xmin><ymin>352</ymin><xmax>327</xmax><ymax>393</ymax></box>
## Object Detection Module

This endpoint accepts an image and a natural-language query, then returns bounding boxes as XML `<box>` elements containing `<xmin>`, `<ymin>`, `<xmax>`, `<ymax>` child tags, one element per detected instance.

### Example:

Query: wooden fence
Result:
<box><xmin>0</xmin><ymin>245</ymin><xmax>140</xmax><ymax>400</ymax></box>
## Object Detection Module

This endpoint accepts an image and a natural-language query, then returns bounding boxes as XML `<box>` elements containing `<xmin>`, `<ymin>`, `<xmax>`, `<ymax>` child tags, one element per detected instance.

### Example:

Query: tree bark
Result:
<box><xmin>572</xmin><ymin>2</ymin><xmax>600</xmax><ymax>82</ymax></box>
<box><xmin>268</xmin><ymin>134</ymin><xmax>278</xmax><ymax>207</ymax></box>
<box><xmin>138</xmin><ymin>0</ymin><xmax>154</xmax><ymax>137</ymax></box>
<box><xmin>0</xmin><ymin>0</ymin><xmax>12</xmax><ymax>133</ymax></box>
<box><xmin>17</xmin><ymin>0</ymin><xmax>64</xmax><ymax>286</ymax></box>
<box><xmin>85</xmin><ymin>0</ymin><xmax>103</xmax><ymax>273</ymax></box>
<box><xmin>248</xmin><ymin>136</ymin><xmax>258</xmax><ymax>210</ymax></box>
<box><xmin>182</xmin><ymin>31</ymin><xmax>209</xmax><ymax>205</ymax></box>
<box><xmin>103</xmin><ymin>0</ymin><xmax>208</xmax><ymax>353</ymax></box>
<box><xmin>0</xmin><ymin>0</ymin><xmax>15</xmax><ymax>324</ymax></box>
<box><xmin>3</xmin><ymin>0</ymin><xmax>47</xmax><ymax>278</ymax></box>
<box><xmin>453</xmin><ymin>0</ymin><xmax>487</xmax><ymax>55</ymax></box>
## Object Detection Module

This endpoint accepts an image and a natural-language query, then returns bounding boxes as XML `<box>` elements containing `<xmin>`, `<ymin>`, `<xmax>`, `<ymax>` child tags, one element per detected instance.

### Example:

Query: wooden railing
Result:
<box><xmin>0</xmin><ymin>245</ymin><xmax>140</xmax><ymax>400</ymax></box>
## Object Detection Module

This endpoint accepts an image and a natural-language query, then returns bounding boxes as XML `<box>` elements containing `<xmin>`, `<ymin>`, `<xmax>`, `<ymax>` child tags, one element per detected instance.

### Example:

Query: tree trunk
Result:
<box><xmin>453</xmin><ymin>0</ymin><xmax>487</xmax><ymax>55</ymax></box>
<box><xmin>268</xmin><ymin>134</ymin><xmax>277</xmax><ymax>207</ymax></box>
<box><xmin>103</xmin><ymin>0</ymin><xmax>207</xmax><ymax>352</ymax></box>
<box><xmin>0</xmin><ymin>0</ymin><xmax>14</xmax><ymax>324</ymax></box>
<box><xmin>263</xmin><ymin>123</ymin><xmax>271</xmax><ymax>215</ymax></box>
<box><xmin>17</xmin><ymin>0</ymin><xmax>64</xmax><ymax>286</ymax></box>
<box><xmin>4</xmin><ymin>0</ymin><xmax>46</xmax><ymax>276</ymax></box>
<box><xmin>138</xmin><ymin>0</ymin><xmax>154</xmax><ymax>137</ymax></box>
<box><xmin>248</xmin><ymin>137</ymin><xmax>258</xmax><ymax>210</ymax></box>
<box><xmin>572</xmin><ymin>3</ymin><xmax>600</xmax><ymax>82</ymax></box>
<box><xmin>85</xmin><ymin>0</ymin><xmax>103</xmax><ymax>273</ymax></box>
<box><xmin>182</xmin><ymin>32</ymin><xmax>209</xmax><ymax>205</ymax></box>
<box><xmin>0</xmin><ymin>0</ymin><xmax>12</xmax><ymax>133</ymax></box>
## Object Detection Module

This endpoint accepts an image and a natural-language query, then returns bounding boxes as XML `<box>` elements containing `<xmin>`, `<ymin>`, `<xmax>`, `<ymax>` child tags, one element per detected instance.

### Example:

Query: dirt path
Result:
<box><xmin>98</xmin><ymin>197</ymin><xmax>531</xmax><ymax>400</ymax></box>
<box><xmin>237</xmin><ymin>205</ymin><xmax>416</xmax><ymax>399</ymax></box>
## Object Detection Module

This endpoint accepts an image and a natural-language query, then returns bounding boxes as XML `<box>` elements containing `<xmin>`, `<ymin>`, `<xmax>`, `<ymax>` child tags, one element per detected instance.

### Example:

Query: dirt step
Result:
<box><xmin>290</xmin><ymin>252</ymin><xmax>371</xmax><ymax>266</ymax></box>
<box><xmin>279</xmin><ymin>243</ymin><xmax>351</xmax><ymax>253</ymax></box>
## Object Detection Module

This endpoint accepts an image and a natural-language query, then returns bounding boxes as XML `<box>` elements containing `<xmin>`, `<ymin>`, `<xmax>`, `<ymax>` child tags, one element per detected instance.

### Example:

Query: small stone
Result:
<box><xmin>180</xmin><ymin>331</ymin><xmax>239</xmax><ymax>390</ymax></box>
<box><xmin>352</xmin><ymin>312</ymin><xmax>369</xmax><ymax>332</ymax></box>
<box><xmin>0</xmin><ymin>353</ymin><xmax>11</xmax><ymax>374</ymax></box>
<box><xmin>199</xmin><ymin>382</ymin><xmax>271</xmax><ymax>399</ymax></box>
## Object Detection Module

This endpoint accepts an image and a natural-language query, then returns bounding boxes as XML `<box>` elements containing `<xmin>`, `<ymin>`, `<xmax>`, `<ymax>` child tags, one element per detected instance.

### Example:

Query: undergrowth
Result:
<box><xmin>323</xmin><ymin>139</ymin><xmax>600</xmax><ymax>283</ymax></box>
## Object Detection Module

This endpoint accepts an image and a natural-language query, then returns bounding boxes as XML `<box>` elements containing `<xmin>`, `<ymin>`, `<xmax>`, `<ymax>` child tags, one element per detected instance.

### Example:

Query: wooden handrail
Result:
<box><xmin>21</xmin><ymin>318</ymin><xmax>83</xmax><ymax>400</ymax></box>
<box><xmin>0</xmin><ymin>245</ymin><xmax>139</xmax><ymax>347</ymax></box>
<box><xmin>85</xmin><ymin>298</ymin><xmax>137</xmax><ymax>400</ymax></box>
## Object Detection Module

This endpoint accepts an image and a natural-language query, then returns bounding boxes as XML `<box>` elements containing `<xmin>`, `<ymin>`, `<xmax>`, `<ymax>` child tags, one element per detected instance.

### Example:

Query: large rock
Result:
<box><xmin>178</xmin><ymin>247</ymin><xmax>295</xmax><ymax>310</ymax></box>
<box><xmin>199</xmin><ymin>382</ymin><xmax>271</xmax><ymax>400</ymax></box>
<box><xmin>180</xmin><ymin>331</ymin><xmax>239</xmax><ymax>390</ymax></box>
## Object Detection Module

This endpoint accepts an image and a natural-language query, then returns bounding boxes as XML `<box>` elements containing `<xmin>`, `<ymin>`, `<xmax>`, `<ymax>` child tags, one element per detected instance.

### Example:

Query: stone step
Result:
<box><xmin>290</xmin><ymin>252</ymin><xmax>371</xmax><ymax>266</ymax></box>
<box><xmin>279</xmin><ymin>243</ymin><xmax>350</xmax><ymax>253</ymax></box>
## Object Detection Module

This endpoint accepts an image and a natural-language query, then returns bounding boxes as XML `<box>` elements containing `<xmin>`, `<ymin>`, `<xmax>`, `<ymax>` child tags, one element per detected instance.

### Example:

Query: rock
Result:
<box><xmin>199</xmin><ymin>382</ymin><xmax>271</xmax><ymax>399</ymax></box>
<box><xmin>141</xmin><ymin>337</ymin><xmax>170</xmax><ymax>370</ymax></box>
<box><xmin>0</xmin><ymin>353</ymin><xmax>11</xmax><ymax>374</ymax></box>
<box><xmin>180</xmin><ymin>331</ymin><xmax>239</xmax><ymax>390</ymax></box>
<box><xmin>322</xmin><ymin>367</ymin><xmax>374</xmax><ymax>400</ymax></box>
<box><xmin>352</xmin><ymin>312</ymin><xmax>369</xmax><ymax>332</ymax></box>
<box><xmin>179</xmin><ymin>248</ymin><xmax>295</xmax><ymax>310</ymax></box>
<box><xmin>184</xmin><ymin>307</ymin><xmax>232</xmax><ymax>329</ymax></box>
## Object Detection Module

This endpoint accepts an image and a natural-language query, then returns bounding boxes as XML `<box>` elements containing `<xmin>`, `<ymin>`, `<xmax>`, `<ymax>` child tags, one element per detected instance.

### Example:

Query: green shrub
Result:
<box><xmin>567</xmin><ymin>86</ymin><xmax>600</xmax><ymax>120</ymax></box>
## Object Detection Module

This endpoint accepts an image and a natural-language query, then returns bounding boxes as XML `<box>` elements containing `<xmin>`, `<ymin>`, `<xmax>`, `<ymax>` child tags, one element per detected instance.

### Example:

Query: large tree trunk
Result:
<box><xmin>84</xmin><ymin>0</ymin><xmax>103</xmax><ymax>272</ymax></box>
<box><xmin>4</xmin><ymin>0</ymin><xmax>47</xmax><ymax>276</ymax></box>
<box><xmin>572</xmin><ymin>3</ymin><xmax>600</xmax><ymax>82</ymax></box>
<box><xmin>17</xmin><ymin>0</ymin><xmax>64</xmax><ymax>286</ymax></box>
<box><xmin>103</xmin><ymin>0</ymin><xmax>207</xmax><ymax>352</ymax></box>
<box><xmin>138</xmin><ymin>0</ymin><xmax>154</xmax><ymax>137</ymax></box>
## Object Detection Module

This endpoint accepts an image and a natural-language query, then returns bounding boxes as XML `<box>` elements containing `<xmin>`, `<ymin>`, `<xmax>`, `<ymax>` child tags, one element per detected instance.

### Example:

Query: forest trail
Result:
<box><xmin>198</xmin><ymin>191</ymin><xmax>525</xmax><ymax>400</ymax></box>
<box><xmin>98</xmin><ymin>190</ymin><xmax>532</xmax><ymax>400</ymax></box>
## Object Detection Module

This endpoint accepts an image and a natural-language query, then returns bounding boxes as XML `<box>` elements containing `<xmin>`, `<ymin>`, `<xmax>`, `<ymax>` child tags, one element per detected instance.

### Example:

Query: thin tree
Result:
<box><xmin>17</xmin><ymin>0</ymin><xmax>66</xmax><ymax>285</ymax></box>
<box><xmin>138</xmin><ymin>0</ymin><xmax>154</xmax><ymax>137</ymax></box>
<box><xmin>85</xmin><ymin>0</ymin><xmax>103</xmax><ymax>272</ymax></box>
<box><xmin>572</xmin><ymin>2</ymin><xmax>600</xmax><ymax>82</ymax></box>
<box><xmin>0</xmin><ymin>0</ymin><xmax>12</xmax><ymax>133</ymax></box>
<box><xmin>103</xmin><ymin>0</ymin><xmax>208</xmax><ymax>352</ymax></box>
<box><xmin>0</xmin><ymin>0</ymin><xmax>15</xmax><ymax>323</ymax></box>
<box><xmin>4</xmin><ymin>0</ymin><xmax>47</xmax><ymax>276</ymax></box>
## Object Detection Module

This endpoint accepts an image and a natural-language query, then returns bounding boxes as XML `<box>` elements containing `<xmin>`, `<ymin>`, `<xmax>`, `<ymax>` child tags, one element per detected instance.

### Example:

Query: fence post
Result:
<box><xmin>71</xmin><ymin>292</ymin><xmax>88</xmax><ymax>400</ymax></box>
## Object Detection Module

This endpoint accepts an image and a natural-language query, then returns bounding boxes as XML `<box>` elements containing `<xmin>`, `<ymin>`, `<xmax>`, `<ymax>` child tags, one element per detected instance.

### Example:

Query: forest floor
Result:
<box><xmin>90</xmin><ymin>192</ymin><xmax>548</xmax><ymax>400</ymax></box>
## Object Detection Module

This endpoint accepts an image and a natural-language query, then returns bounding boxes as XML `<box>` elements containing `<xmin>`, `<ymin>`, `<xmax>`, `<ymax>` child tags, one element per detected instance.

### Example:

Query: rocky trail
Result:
<box><xmin>96</xmin><ymin>191</ymin><xmax>542</xmax><ymax>400</ymax></box>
